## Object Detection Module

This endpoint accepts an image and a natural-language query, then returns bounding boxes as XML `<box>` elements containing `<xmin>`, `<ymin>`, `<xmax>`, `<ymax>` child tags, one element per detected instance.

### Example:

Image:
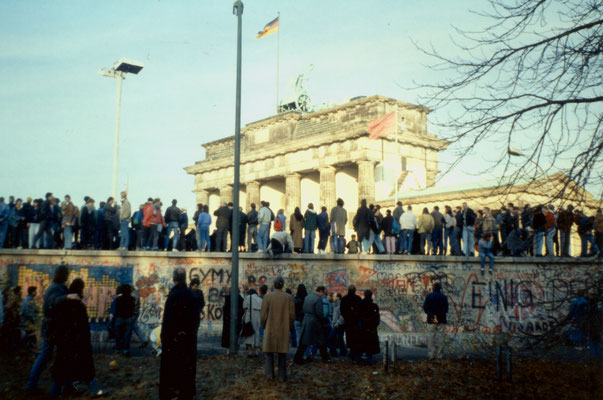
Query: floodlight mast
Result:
<box><xmin>99</xmin><ymin>59</ymin><xmax>143</xmax><ymax>199</ymax></box>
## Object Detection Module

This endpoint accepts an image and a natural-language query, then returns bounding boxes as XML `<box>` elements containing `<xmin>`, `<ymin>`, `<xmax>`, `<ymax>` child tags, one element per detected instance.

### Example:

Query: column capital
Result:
<box><xmin>286</xmin><ymin>172</ymin><xmax>301</xmax><ymax>179</ymax></box>
<box><xmin>319</xmin><ymin>165</ymin><xmax>337</xmax><ymax>172</ymax></box>
<box><xmin>357</xmin><ymin>159</ymin><xmax>376</xmax><ymax>166</ymax></box>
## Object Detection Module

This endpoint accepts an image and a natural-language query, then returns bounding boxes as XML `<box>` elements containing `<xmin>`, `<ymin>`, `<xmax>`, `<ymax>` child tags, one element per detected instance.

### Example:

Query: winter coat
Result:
<box><xmin>354</xmin><ymin>206</ymin><xmax>372</xmax><ymax>241</ymax></box>
<box><xmin>595</xmin><ymin>214</ymin><xmax>603</xmax><ymax>233</ymax></box>
<box><xmin>304</xmin><ymin>209</ymin><xmax>318</xmax><ymax>231</ymax></box>
<box><xmin>418</xmin><ymin>214</ymin><xmax>435</xmax><ymax>234</ymax></box>
<box><xmin>247</xmin><ymin>209</ymin><xmax>258</xmax><ymax>226</ymax></box>
<box><xmin>317</xmin><ymin>211</ymin><xmax>329</xmax><ymax>232</ymax></box>
<box><xmin>482</xmin><ymin>214</ymin><xmax>495</xmax><ymax>234</ymax></box>
<box><xmin>120</xmin><ymin>200</ymin><xmax>131</xmax><ymax>222</ymax></box>
<box><xmin>51</xmin><ymin>298</ymin><xmax>95</xmax><ymax>384</ymax></box>
<box><xmin>340</xmin><ymin>293</ymin><xmax>363</xmax><ymax>350</ymax></box>
<box><xmin>42</xmin><ymin>282</ymin><xmax>68</xmax><ymax>339</ymax></box>
<box><xmin>359</xmin><ymin>299</ymin><xmax>380</xmax><ymax>355</ymax></box>
<box><xmin>544</xmin><ymin>211</ymin><xmax>556</xmax><ymax>230</ymax></box>
<box><xmin>242</xmin><ymin>293</ymin><xmax>263</xmax><ymax>347</ymax></box>
<box><xmin>260</xmin><ymin>289</ymin><xmax>295</xmax><ymax>354</ymax></box>
<box><xmin>103</xmin><ymin>203</ymin><xmax>118</xmax><ymax>224</ymax></box>
<box><xmin>149</xmin><ymin>205</ymin><xmax>166</xmax><ymax>227</ymax></box>
<box><xmin>557</xmin><ymin>210</ymin><xmax>574</xmax><ymax>233</ymax></box>
<box><xmin>214</xmin><ymin>206</ymin><xmax>231</xmax><ymax>229</ymax></box>
<box><xmin>393</xmin><ymin>206</ymin><xmax>404</xmax><ymax>222</ymax></box>
<box><xmin>115</xmin><ymin>294</ymin><xmax>135</xmax><ymax>319</ymax></box>
<box><xmin>423</xmin><ymin>290</ymin><xmax>448</xmax><ymax>324</ymax></box>
<box><xmin>382</xmin><ymin>215</ymin><xmax>394</xmax><ymax>236</ymax></box>
<box><xmin>330</xmin><ymin>206</ymin><xmax>347</xmax><ymax>236</ymax></box>
<box><xmin>81</xmin><ymin>206</ymin><xmax>96</xmax><ymax>233</ymax></box>
<box><xmin>478</xmin><ymin>238</ymin><xmax>493</xmax><ymax>255</ymax></box>
<box><xmin>332</xmin><ymin>300</ymin><xmax>344</xmax><ymax>328</ymax></box>
<box><xmin>165</xmin><ymin>205</ymin><xmax>181</xmax><ymax>223</ymax></box>
<box><xmin>8</xmin><ymin>206</ymin><xmax>24</xmax><ymax>228</ymax></box>
<box><xmin>431</xmin><ymin>210</ymin><xmax>445</xmax><ymax>229</ymax></box>
<box><xmin>532</xmin><ymin>211</ymin><xmax>547</xmax><ymax>232</ymax></box>
<box><xmin>289</xmin><ymin>214</ymin><xmax>304</xmax><ymax>248</ymax></box>
<box><xmin>38</xmin><ymin>200</ymin><xmax>53</xmax><ymax>222</ymax></box>
<box><xmin>399</xmin><ymin>211</ymin><xmax>417</xmax><ymax>230</ymax></box>
<box><xmin>61</xmin><ymin>202</ymin><xmax>76</xmax><ymax>226</ymax></box>
<box><xmin>299</xmin><ymin>292</ymin><xmax>328</xmax><ymax>347</ymax></box>
<box><xmin>197</xmin><ymin>212</ymin><xmax>211</xmax><ymax>229</ymax></box>
<box><xmin>160</xmin><ymin>283</ymin><xmax>200</xmax><ymax>399</ymax></box>
<box><xmin>258</xmin><ymin>207</ymin><xmax>271</xmax><ymax>225</ymax></box>
<box><xmin>462</xmin><ymin>207</ymin><xmax>477</xmax><ymax>227</ymax></box>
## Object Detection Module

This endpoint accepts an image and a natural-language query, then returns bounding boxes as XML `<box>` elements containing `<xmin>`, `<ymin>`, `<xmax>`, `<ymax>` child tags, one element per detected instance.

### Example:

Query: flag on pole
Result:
<box><xmin>256</xmin><ymin>16</ymin><xmax>279</xmax><ymax>39</ymax></box>
<box><xmin>368</xmin><ymin>111</ymin><xmax>396</xmax><ymax>139</ymax></box>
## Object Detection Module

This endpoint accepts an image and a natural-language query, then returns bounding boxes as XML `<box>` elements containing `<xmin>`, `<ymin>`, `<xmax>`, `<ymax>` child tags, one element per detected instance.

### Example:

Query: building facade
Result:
<box><xmin>185</xmin><ymin>95</ymin><xmax>448</xmax><ymax>220</ymax></box>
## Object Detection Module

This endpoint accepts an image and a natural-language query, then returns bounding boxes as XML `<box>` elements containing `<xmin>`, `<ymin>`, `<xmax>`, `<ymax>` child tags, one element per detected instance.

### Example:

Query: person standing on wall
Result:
<box><xmin>423</xmin><ymin>282</ymin><xmax>449</xmax><ymax>360</ymax></box>
<box><xmin>260</xmin><ymin>276</ymin><xmax>295</xmax><ymax>381</ymax></box>
<box><xmin>164</xmin><ymin>199</ymin><xmax>182</xmax><ymax>252</ymax></box>
<box><xmin>119</xmin><ymin>191</ymin><xmax>131</xmax><ymax>250</ymax></box>
<box><xmin>246</xmin><ymin>203</ymin><xmax>258</xmax><ymax>252</ymax></box>
<box><xmin>159</xmin><ymin>268</ymin><xmax>200</xmax><ymax>400</ymax></box>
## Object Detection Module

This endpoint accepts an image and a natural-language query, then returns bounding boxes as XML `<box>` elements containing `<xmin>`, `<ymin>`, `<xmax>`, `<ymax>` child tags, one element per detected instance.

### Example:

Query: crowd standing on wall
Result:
<box><xmin>1</xmin><ymin>193</ymin><xmax>600</xmax><ymax>259</ymax></box>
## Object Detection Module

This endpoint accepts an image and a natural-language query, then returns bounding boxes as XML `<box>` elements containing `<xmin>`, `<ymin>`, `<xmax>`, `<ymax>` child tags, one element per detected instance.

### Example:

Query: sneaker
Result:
<box><xmin>480</xmin><ymin>268</ymin><xmax>484</xmax><ymax>276</ymax></box>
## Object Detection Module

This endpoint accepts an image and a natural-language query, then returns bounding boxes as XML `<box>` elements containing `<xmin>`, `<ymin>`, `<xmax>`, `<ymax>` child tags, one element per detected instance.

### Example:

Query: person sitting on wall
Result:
<box><xmin>267</xmin><ymin>231</ymin><xmax>298</xmax><ymax>257</ymax></box>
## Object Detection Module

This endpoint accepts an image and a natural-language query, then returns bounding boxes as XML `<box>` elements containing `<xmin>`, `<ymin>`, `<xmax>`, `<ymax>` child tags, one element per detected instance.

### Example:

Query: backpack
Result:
<box><xmin>392</xmin><ymin>219</ymin><xmax>400</xmax><ymax>235</ymax></box>
<box><xmin>274</xmin><ymin>217</ymin><xmax>283</xmax><ymax>232</ymax></box>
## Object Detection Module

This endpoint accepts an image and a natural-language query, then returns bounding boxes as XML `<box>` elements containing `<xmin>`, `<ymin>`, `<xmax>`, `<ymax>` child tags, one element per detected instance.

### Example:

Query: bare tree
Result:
<box><xmin>415</xmin><ymin>0</ymin><xmax>602</xmax><ymax>202</ymax></box>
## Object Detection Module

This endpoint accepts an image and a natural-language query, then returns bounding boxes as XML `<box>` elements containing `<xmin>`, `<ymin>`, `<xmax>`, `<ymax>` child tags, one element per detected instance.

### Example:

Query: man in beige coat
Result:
<box><xmin>260</xmin><ymin>276</ymin><xmax>295</xmax><ymax>381</ymax></box>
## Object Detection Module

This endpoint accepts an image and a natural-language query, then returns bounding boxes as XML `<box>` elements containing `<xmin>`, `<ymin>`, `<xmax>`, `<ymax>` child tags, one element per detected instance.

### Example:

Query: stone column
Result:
<box><xmin>246</xmin><ymin>181</ymin><xmax>260</xmax><ymax>210</ymax></box>
<box><xmin>195</xmin><ymin>189</ymin><xmax>209</xmax><ymax>206</ymax></box>
<box><xmin>357</xmin><ymin>160</ymin><xmax>376</xmax><ymax>204</ymax></box>
<box><xmin>219</xmin><ymin>185</ymin><xmax>233</xmax><ymax>205</ymax></box>
<box><xmin>285</xmin><ymin>173</ymin><xmax>301</xmax><ymax>217</ymax></box>
<box><xmin>319</xmin><ymin>166</ymin><xmax>336</xmax><ymax>209</ymax></box>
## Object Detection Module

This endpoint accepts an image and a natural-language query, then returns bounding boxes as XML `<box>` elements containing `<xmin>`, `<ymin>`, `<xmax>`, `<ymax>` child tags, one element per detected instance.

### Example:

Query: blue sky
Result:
<box><xmin>2</xmin><ymin>1</ymin><xmax>584</xmax><ymax>212</ymax></box>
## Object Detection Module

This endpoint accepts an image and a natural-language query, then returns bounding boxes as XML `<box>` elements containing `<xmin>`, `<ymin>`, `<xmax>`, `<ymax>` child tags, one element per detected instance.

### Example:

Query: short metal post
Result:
<box><xmin>391</xmin><ymin>341</ymin><xmax>396</xmax><ymax>371</ymax></box>
<box><xmin>506</xmin><ymin>348</ymin><xmax>512</xmax><ymax>381</ymax></box>
<box><xmin>496</xmin><ymin>345</ymin><xmax>501</xmax><ymax>379</ymax></box>
<box><xmin>384</xmin><ymin>340</ymin><xmax>389</xmax><ymax>372</ymax></box>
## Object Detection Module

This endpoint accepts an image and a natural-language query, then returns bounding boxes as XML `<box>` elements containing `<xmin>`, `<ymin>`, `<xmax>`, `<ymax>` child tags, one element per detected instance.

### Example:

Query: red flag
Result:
<box><xmin>368</xmin><ymin>111</ymin><xmax>396</xmax><ymax>139</ymax></box>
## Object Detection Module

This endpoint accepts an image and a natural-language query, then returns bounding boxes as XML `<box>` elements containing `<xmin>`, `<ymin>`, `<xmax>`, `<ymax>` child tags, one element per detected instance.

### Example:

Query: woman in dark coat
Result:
<box><xmin>220</xmin><ymin>286</ymin><xmax>244</xmax><ymax>353</ymax></box>
<box><xmin>354</xmin><ymin>199</ymin><xmax>372</xmax><ymax>250</ymax></box>
<box><xmin>359</xmin><ymin>289</ymin><xmax>380</xmax><ymax>364</ymax></box>
<box><xmin>51</xmin><ymin>278</ymin><xmax>103</xmax><ymax>397</ymax></box>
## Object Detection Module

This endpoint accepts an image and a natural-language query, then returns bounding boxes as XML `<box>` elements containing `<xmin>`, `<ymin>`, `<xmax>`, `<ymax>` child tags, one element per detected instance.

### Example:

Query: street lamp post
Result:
<box><xmin>508</xmin><ymin>147</ymin><xmax>553</xmax><ymax>203</ymax></box>
<box><xmin>99</xmin><ymin>58</ymin><xmax>144</xmax><ymax>199</ymax></box>
<box><xmin>230</xmin><ymin>0</ymin><xmax>243</xmax><ymax>355</ymax></box>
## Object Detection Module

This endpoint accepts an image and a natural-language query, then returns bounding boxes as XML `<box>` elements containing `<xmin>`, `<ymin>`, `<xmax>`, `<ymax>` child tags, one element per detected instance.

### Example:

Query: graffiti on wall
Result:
<box><xmin>6</xmin><ymin>263</ymin><xmax>133</xmax><ymax>326</ymax></box>
<box><xmin>0</xmin><ymin>253</ymin><xmax>599</xmax><ymax>349</ymax></box>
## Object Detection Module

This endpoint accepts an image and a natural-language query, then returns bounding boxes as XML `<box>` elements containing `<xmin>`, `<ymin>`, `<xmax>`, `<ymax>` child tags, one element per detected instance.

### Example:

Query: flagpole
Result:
<box><xmin>394</xmin><ymin>107</ymin><xmax>399</xmax><ymax>206</ymax></box>
<box><xmin>276</xmin><ymin>12</ymin><xmax>280</xmax><ymax>114</ymax></box>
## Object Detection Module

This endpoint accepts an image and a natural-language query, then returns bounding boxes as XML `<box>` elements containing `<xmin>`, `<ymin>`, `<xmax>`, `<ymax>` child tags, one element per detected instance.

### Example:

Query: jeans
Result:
<box><xmin>480</xmin><ymin>251</ymin><xmax>495</xmax><ymax>272</ymax></box>
<box><xmin>420</xmin><ymin>232</ymin><xmax>430</xmax><ymax>254</ymax></box>
<box><xmin>401</xmin><ymin>229</ymin><xmax>414</xmax><ymax>253</ymax></box>
<box><xmin>444</xmin><ymin>228</ymin><xmax>453</xmax><ymax>254</ymax></box>
<box><xmin>198</xmin><ymin>226</ymin><xmax>210</xmax><ymax>251</ymax></box>
<box><xmin>247</xmin><ymin>224</ymin><xmax>257</xmax><ymax>250</ymax></box>
<box><xmin>462</xmin><ymin>226</ymin><xmax>475</xmax><ymax>255</ymax></box>
<box><xmin>580</xmin><ymin>234</ymin><xmax>599</xmax><ymax>256</ymax></box>
<box><xmin>303</xmin><ymin>230</ymin><xmax>316</xmax><ymax>253</ymax></box>
<box><xmin>318</xmin><ymin>229</ymin><xmax>329</xmax><ymax>251</ymax></box>
<box><xmin>63</xmin><ymin>226</ymin><xmax>72</xmax><ymax>249</ymax></box>
<box><xmin>545</xmin><ymin>228</ymin><xmax>555</xmax><ymax>255</ymax></box>
<box><xmin>332</xmin><ymin>235</ymin><xmax>342</xmax><ymax>254</ymax></box>
<box><xmin>328</xmin><ymin>325</ymin><xmax>347</xmax><ymax>356</ymax></box>
<box><xmin>432</xmin><ymin>226</ymin><xmax>443</xmax><ymax>255</ymax></box>
<box><xmin>132</xmin><ymin>321</ymin><xmax>146</xmax><ymax>343</ymax></box>
<box><xmin>164</xmin><ymin>221</ymin><xmax>180</xmax><ymax>250</ymax></box>
<box><xmin>115</xmin><ymin>317</ymin><xmax>134</xmax><ymax>352</ymax></box>
<box><xmin>294</xmin><ymin>320</ymin><xmax>303</xmax><ymax>347</ymax></box>
<box><xmin>120</xmin><ymin>220</ymin><xmax>130</xmax><ymax>249</ymax></box>
<box><xmin>0</xmin><ymin>222</ymin><xmax>8</xmax><ymax>248</ymax></box>
<box><xmin>26</xmin><ymin>336</ymin><xmax>54</xmax><ymax>389</ymax></box>
<box><xmin>453</xmin><ymin>226</ymin><xmax>462</xmax><ymax>255</ymax></box>
<box><xmin>560</xmin><ymin>230</ymin><xmax>571</xmax><ymax>256</ymax></box>
<box><xmin>256</xmin><ymin>224</ymin><xmax>269</xmax><ymax>251</ymax></box>
<box><xmin>373</xmin><ymin>233</ymin><xmax>385</xmax><ymax>254</ymax></box>
<box><xmin>150</xmin><ymin>224</ymin><xmax>161</xmax><ymax>250</ymax></box>
<box><xmin>33</xmin><ymin>220</ymin><xmax>54</xmax><ymax>248</ymax></box>
<box><xmin>28</xmin><ymin>223</ymin><xmax>40</xmax><ymax>249</ymax></box>
<box><xmin>534</xmin><ymin>231</ymin><xmax>544</xmax><ymax>256</ymax></box>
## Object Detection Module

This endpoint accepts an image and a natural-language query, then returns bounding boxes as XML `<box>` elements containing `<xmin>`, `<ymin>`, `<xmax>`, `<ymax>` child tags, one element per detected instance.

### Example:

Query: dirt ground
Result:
<box><xmin>1</xmin><ymin>351</ymin><xmax>601</xmax><ymax>399</ymax></box>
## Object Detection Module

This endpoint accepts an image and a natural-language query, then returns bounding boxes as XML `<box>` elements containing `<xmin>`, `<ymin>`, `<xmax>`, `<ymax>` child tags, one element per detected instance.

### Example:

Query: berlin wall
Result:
<box><xmin>0</xmin><ymin>250</ymin><xmax>600</xmax><ymax>353</ymax></box>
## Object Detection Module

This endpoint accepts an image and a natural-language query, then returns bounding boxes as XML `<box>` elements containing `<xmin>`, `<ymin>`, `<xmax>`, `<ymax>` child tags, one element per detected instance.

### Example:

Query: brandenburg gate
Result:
<box><xmin>184</xmin><ymin>95</ymin><xmax>448</xmax><ymax>221</ymax></box>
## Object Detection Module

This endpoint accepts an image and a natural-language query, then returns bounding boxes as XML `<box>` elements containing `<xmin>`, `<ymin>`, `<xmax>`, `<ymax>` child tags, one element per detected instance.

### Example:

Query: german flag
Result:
<box><xmin>255</xmin><ymin>16</ymin><xmax>279</xmax><ymax>39</ymax></box>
